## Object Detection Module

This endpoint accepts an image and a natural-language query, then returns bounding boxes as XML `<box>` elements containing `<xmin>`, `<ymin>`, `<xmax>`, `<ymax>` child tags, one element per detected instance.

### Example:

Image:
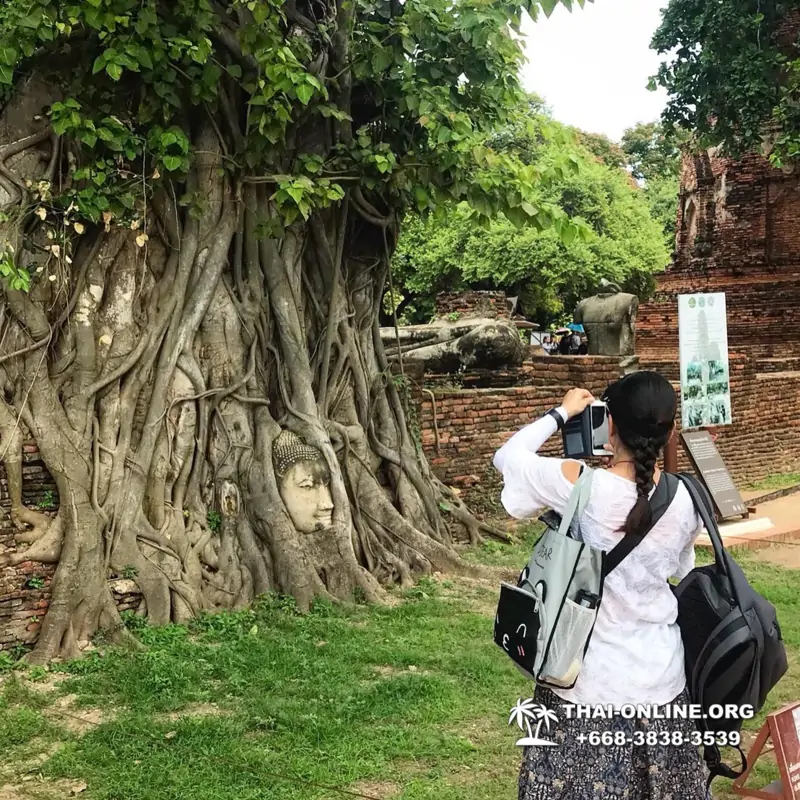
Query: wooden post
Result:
<box><xmin>664</xmin><ymin>430</ymin><xmax>678</xmax><ymax>474</ymax></box>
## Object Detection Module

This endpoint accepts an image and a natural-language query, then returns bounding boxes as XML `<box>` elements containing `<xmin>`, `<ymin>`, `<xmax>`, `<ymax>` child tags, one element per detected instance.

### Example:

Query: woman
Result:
<box><xmin>493</xmin><ymin>371</ymin><xmax>707</xmax><ymax>800</ymax></box>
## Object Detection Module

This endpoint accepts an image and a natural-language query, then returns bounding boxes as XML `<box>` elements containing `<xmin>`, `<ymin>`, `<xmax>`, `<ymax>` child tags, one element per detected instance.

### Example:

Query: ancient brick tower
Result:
<box><xmin>637</xmin><ymin>147</ymin><xmax>800</xmax><ymax>362</ymax></box>
<box><xmin>637</xmin><ymin>15</ymin><xmax>800</xmax><ymax>481</ymax></box>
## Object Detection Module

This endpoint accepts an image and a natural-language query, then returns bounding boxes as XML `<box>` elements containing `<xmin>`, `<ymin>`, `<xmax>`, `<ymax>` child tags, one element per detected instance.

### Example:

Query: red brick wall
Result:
<box><xmin>435</xmin><ymin>291</ymin><xmax>511</xmax><ymax>320</ymax></box>
<box><xmin>0</xmin><ymin>446</ymin><xmax>142</xmax><ymax>651</ymax></box>
<box><xmin>639</xmin><ymin>147</ymin><xmax>800</xmax><ymax>360</ymax></box>
<box><xmin>638</xmin><ymin>139</ymin><xmax>800</xmax><ymax>484</ymax></box>
<box><xmin>417</xmin><ymin>356</ymin><xmax>624</xmax><ymax>498</ymax></box>
<box><xmin>641</xmin><ymin>355</ymin><xmax>800</xmax><ymax>482</ymax></box>
<box><xmin>0</xmin><ymin>446</ymin><xmax>57</xmax><ymax>649</ymax></box>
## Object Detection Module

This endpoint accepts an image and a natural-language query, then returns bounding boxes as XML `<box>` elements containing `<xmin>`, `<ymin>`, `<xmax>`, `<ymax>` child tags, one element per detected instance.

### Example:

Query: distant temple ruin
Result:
<box><xmin>638</xmin><ymin>124</ymin><xmax>800</xmax><ymax>480</ymax></box>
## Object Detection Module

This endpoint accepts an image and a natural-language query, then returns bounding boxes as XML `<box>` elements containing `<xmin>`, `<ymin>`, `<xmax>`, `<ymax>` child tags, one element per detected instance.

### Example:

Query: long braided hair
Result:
<box><xmin>603</xmin><ymin>372</ymin><xmax>677</xmax><ymax>537</ymax></box>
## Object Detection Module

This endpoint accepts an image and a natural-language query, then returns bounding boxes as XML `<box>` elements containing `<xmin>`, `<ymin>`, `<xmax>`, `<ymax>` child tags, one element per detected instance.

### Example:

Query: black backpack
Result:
<box><xmin>674</xmin><ymin>473</ymin><xmax>788</xmax><ymax>790</ymax></box>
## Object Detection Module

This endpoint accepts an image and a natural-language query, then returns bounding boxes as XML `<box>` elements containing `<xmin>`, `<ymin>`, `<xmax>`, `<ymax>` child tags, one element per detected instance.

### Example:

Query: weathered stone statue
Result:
<box><xmin>574</xmin><ymin>280</ymin><xmax>638</xmax><ymax>356</ymax></box>
<box><xmin>272</xmin><ymin>430</ymin><xmax>334</xmax><ymax>533</ymax></box>
<box><xmin>380</xmin><ymin>319</ymin><xmax>524</xmax><ymax>373</ymax></box>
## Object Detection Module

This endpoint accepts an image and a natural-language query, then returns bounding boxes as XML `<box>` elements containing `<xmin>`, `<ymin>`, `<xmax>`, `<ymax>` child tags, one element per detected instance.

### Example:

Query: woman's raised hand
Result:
<box><xmin>561</xmin><ymin>388</ymin><xmax>595</xmax><ymax>419</ymax></box>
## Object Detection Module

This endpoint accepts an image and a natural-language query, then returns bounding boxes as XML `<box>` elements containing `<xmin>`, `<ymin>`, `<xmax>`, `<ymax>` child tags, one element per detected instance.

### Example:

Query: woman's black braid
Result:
<box><xmin>629</xmin><ymin>433</ymin><xmax>664</xmax><ymax>499</ymax></box>
<box><xmin>602</xmin><ymin>371</ymin><xmax>677</xmax><ymax>538</ymax></box>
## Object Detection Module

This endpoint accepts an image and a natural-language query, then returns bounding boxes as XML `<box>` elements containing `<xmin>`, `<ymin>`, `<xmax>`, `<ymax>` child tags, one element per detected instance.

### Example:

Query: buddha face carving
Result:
<box><xmin>272</xmin><ymin>430</ymin><xmax>334</xmax><ymax>533</ymax></box>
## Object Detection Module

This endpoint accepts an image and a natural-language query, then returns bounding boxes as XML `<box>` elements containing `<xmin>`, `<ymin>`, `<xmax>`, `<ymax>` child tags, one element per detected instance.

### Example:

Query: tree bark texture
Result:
<box><xmin>0</xmin><ymin>76</ymin><xmax>500</xmax><ymax>663</ymax></box>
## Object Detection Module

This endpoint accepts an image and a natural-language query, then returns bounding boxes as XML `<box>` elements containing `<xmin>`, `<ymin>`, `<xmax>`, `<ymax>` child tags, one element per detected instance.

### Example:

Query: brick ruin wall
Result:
<box><xmin>0</xmin><ymin>447</ymin><xmax>57</xmax><ymax>650</ymax></box>
<box><xmin>637</xmin><ymin>134</ymin><xmax>800</xmax><ymax>483</ymax></box>
<box><xmin>434</xmin><ymin>290</ymin><xmax>511</xmax><ymax>320</ymax></box>
<box><xmin>414</xmin><ymin>356</ymin><xmax>625</xmax><ymax>512</ymax></box>
<box><xmin>0</xmin><ymin>447</ymin><xmax>141</xmax><ymax>651</ymax></box>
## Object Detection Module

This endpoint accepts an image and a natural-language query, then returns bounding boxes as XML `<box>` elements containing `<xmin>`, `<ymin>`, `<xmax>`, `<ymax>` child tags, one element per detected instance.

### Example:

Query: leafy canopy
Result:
<box><xmin>393</xmin><ymin>110</ymin><xmax>670</xmax><ymax>327</ymax></box>
<box><xmin>0</xmin><ymin>0</ymin><xmax>592</xmax><ymax>243</ymax></box>
<box><xmin>651</xmin><ymin>0</ymin><xmax>800</xmax><ymax>163</ymax></box>
<box><xmin>619</xmin><ymin>121</ymin><xmax>684</xmax><ymax>247</ymax></box>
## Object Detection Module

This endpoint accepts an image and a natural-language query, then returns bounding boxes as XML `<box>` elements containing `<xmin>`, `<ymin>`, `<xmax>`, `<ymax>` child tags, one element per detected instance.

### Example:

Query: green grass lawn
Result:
<box><xmin>742</xmin><ymin>472</ymin><xmax>800</xmax><ymax>493</ymax></box>
<box><xmin>1</xmin><ymin>530</ymin><xmax>799</xmax><ymax>800</ymax></box>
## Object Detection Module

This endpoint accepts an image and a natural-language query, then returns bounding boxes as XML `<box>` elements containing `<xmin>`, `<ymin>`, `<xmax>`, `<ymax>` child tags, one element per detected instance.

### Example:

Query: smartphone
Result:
<box><xmin>590</xmin><ymin>401</ymin><xmax>609</xmax><ymax>457</ymax></box>
<box><xmin>562</xmin><ymin>400</ymin><xmax>609</xmax><ymax>459</ymax></box>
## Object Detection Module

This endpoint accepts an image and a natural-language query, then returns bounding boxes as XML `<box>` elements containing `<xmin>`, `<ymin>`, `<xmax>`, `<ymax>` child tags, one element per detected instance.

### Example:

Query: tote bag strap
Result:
<box><xmin>556</xmin><ymin>465</ymin><xmax>594</xmax><ymax>538</ymax></box>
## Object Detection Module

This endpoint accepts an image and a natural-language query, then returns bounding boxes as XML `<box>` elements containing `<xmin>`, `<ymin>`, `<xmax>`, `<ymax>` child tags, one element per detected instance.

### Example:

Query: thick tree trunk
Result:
<box><xmin>0</xmin><ymin>78</ymin><xmax>500</xmax><ymax>662</ymax></box>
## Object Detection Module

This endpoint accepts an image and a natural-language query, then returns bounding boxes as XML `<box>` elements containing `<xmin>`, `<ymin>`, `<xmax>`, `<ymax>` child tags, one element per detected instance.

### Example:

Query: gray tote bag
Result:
<box><xmin>494</xmin><ymin>466</ymin><xmax>677</xmax><ymax>689</ymax></box>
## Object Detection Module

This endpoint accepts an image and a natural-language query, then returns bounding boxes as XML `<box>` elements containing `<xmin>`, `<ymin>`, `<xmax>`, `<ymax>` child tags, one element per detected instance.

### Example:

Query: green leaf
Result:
<box><xmin>0</xmin><ymin>46</ymin><xmax>17</xmax><ymax>66</ymax></box>
<box><xmin>163</xmin><ymin>156</ymin><xmax>183</xmax><ymax>171</ymax></box>
<box><xmin>105</xmin><ymin>63</ymin><xmax>123</xmax><ymax>81</ymax></box>
<box><xmin>296</xmin><ymin>83</ymin><xmax>314</xmax><ymax>105</ymax></box>
<box><xmin>0</xmin><ymin>65</ymin><xmax>12</xmax><ymax>85</ymax></box>
<box><xmin>137</xmin><ymin>47</ymin><xmax>153</xmax><ymax>70</ymax></box>
<box><xmin>539</xmin><ymin>0</ymin><xmax>559</xmax><ymax>16</ymax></box>
<box><xmin>92</xmin><ymin>55</ymin><xmax>106</xmax><ymax>74</ymax></box>
<box><xmin>372</xmin><ymin>49</ymin><xmax>393</xmax><ymax>73</ymax></box>
<box><xmin>18</xmin><ymin>9</ymin><xmax>43</xmax><ymax>28</ymax></box>
<box><xmin>562</xmin><ymin>223</ymin><xmax>578</xmax><ymax>246</ymax></box>
<box><xmin>285</xmin><ymin>186</ymin><xmax>304</xmax><ymax>205</ymax></box>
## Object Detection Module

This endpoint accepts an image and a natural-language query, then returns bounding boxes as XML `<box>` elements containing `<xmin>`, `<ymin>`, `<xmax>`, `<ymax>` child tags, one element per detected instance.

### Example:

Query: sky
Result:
<box><xmin>520</xmin><ymin>0</ymin><xmax>670</xmax><ymax>142</ymax></box>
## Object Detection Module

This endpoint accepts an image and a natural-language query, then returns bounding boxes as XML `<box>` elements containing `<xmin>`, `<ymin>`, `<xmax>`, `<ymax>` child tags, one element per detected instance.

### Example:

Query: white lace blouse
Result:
<box><xmin>493</xmin><ymin>409</ymin><xmax>702</xmax><ymax>709</ymax></box>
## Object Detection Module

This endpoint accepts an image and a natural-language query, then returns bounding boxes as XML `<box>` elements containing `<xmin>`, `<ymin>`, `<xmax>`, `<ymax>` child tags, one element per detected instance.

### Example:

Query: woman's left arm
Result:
<box><xmin>493</xmin><ymin>389</ymin><xmax>594</xmax><ymax>519</ymax></box>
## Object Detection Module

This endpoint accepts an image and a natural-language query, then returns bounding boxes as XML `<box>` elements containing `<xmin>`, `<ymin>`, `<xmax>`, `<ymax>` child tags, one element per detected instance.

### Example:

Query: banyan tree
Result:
<box><xmin>0</xmin><ymin>0</ymin><xmax>586</xmax><ymax>662</ymax></box>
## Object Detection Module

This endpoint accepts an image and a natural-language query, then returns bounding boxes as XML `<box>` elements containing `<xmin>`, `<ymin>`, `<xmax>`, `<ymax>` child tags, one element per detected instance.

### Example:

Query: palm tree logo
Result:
<box><xmin>508</xmin><ymin>698</ymin><xmax>559</xmax><ymax>747</ymax></box>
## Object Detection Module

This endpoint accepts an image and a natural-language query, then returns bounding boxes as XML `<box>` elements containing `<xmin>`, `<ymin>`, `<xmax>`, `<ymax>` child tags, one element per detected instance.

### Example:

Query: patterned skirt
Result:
<box><xmin>518</xmin><ymin>686</ymin><xmax>710</xmax><ymax>800</ymax></box>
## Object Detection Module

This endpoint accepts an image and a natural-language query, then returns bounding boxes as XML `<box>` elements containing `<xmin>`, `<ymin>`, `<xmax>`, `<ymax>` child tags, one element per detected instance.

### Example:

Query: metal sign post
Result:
<box><xmin>680</xmin><ymin>429</ymin><xmax>748</xmax><ymax>520</ymax></box>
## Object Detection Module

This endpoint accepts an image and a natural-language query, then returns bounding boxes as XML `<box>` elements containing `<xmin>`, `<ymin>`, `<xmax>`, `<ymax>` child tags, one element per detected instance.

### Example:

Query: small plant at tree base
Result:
<box><xmin>27</xmin><ymin>665</ymin><xmax>49</xmax><ymax>682</ymax></box>
<box><xmin>120</xmin><ymin>565</ymin><xmax>138</xmax><ymax>581</ymax></box>
<box><xmin>36</xmin><ymin>490</ymin><xmax>56</xmax><ymax>511</ymax></box>
<box><xmin>447</xmin><ymin>312</ymin><xmax>461</xmax><ymax>322</ymax></box>
<box><xmin>207</xmin><ymin>511</ymin><xmax>222</xmax><ymax>534</ymax></box>
<box><xmin>403</xmin><ymin>575</ymin><xmax>440</xmax><ymax>601</ymax></box>
<box><xmin>120</xmin><ymin>610</ymin><xmax>148</xmax><ymax>633</ymax></box>
<box><xmin>24</xmin><ymin>576</ymin><xmax>46</xmax><ymax>590</ymax></box>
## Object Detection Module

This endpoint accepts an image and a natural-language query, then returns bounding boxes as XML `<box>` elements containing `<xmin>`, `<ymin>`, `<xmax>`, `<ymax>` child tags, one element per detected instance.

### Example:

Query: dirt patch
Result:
<box><xmin>157</xmin><ymin>703</ymin><xmax>230</xmax><ymax>722</ymax></box>
<box><xmin>0</xmin><ymin>672</ymin><xmax>63</xmax><ymax>695</ymax></box>
<box><xmin>43</xmin><ymin>695</ymin><xmax>108</xmax><ymax>735</ymax></box>
<box><xmin>349</xmin><ymin>780</ymin><xmax>401</xmax><ymax>799</ymax></box>
<box><xmin>436</xmin><ymin>576</ymin><xmax>498</xmax><ymax>617</ymax></box>
<box><xmin>0</xmin><ymin>777</ymin><xmax>89</xmax><ymax>800</ymax></box>
<box><xmin>451</xmin><ymin>716</ymin><xmax>502</xmax><ymax>747</ymax></box>
<box><xmin>371</xmin><ymin>665</ymin><xmax>433</xmax><ymax>678</ymax></box>
<box><xmin>750</xmin><ymin>543</ymin><xmax>800</xmax><ymax>569</ymax></box>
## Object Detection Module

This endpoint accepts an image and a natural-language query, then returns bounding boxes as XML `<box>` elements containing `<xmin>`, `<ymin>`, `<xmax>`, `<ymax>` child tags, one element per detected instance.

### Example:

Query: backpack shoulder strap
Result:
<box><xmin>677</xmin><ymin>472</ymin><xmax>728</xmax><ymax>577</ymax></box>
<box><xmin>603</xmin><ymin>472</ymin><xmax>679</xmax><ymax>577</ymax></box>
<box><xmin>703</xmin><ymin>743</ymin><xmax>747</xmax><ymax>793</ymax></box>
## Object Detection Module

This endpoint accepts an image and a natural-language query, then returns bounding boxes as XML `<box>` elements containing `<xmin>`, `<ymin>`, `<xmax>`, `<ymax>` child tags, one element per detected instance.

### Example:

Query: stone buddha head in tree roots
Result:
<box><xmin>272</xmin><ymin>430</ymin><xmax>334</xmax><ymax>533</ymax></box>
